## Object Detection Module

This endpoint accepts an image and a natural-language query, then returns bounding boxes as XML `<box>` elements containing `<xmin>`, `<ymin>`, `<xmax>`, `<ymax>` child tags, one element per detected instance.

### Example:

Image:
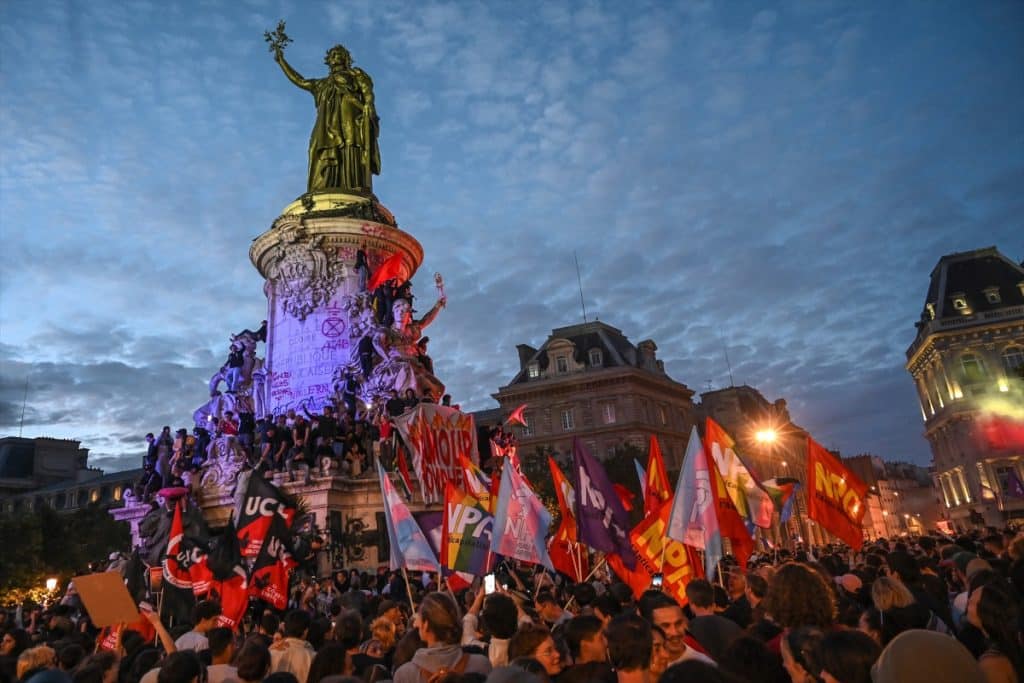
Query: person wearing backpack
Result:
<box><xmin>392</xmin><ymin>592</ymin><xmax>491</xmax><ymax>683</ymax></box>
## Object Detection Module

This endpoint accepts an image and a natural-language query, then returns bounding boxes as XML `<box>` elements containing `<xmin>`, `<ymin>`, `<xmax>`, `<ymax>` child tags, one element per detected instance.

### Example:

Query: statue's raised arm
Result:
<box><xmin>274</xmin><ymin>47</ymin><xmax>313</xmax><ymax>92</ymax></box>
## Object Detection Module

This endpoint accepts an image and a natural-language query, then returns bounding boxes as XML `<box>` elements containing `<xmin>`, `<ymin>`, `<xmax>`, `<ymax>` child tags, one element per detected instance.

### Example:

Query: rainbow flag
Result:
<box><xmin>761</xmin><ymin>477</ymin><xmax>801</xmax><ymax>523</ymax></box>
<box><xmin>442</xmin><ymin>481</ymin><xmax>497</xmax><ymax>576</ymax></box>
<box><xmin>377</xmin><ymin>461</ymin><xmax>439</xmax><ymax>572</ymax></box>
<box><xmin>459</xmin><ymin>453</ymin><xmax>493</xmax><ymax>511</ymax></box>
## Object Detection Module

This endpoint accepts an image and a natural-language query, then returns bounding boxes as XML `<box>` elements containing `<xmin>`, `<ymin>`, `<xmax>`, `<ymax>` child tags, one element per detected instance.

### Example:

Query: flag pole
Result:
<box><xmin>563</xmin><ymin>555</ymin><xmax>607</xmax><ymax>610</ymax></box>
<box><xmin>401</xmin><ymin>567</ymin><xmax>416</xmax><ymax>616</ymax></box>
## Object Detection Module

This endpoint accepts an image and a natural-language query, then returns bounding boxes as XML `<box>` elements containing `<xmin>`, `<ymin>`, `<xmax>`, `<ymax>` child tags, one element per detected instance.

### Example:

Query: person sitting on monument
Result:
<box><xmin>221</xmin><ymin>411</ymin><xmax>239</xmax><ymax>437</ymax></box>
<box><xmin>403</xmin><ymin>388</ymin><xmax>419</xmax><ymax>411</ymax></box>
<box><xmin>344</xmin><ymin>440</ymin><xmax>366</xmax><ymax>478</ymax></box>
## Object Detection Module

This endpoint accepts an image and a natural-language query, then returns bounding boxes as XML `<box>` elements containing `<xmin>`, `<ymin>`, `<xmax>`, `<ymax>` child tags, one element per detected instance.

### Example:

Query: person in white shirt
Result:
<box><xmin>174</xmin><ymin>601</ymin><xmax>223</xmax><ymax>653</ymax></box>
<box><xmin>269</xmin><ymin>611</ymin><xmax>315</xmax><ymax>683</ymax></box>
<box><xmin>205</xmin><ymin>628</ymin><xmax>238</xmax><ymax>683</ymax></box>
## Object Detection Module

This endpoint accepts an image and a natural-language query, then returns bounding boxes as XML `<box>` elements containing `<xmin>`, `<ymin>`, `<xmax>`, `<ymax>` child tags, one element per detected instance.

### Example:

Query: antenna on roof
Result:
<box><xmin>723</xmin><ymin>343</ymin><xmax>735</xmax><ymax>387</ymax></box>
<box><xmin>18</xmin><ymin>377</ymin><xmax>28</xmax><ymax>438</ymax></box>
<box><xmin>574</xmin><ymin>251</ymin><xmax>588</xmax><ymax>323</ymax></box>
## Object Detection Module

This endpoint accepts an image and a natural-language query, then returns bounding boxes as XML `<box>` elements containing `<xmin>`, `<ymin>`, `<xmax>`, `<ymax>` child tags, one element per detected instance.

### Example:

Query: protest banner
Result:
<box><xmin>393</xmin><ymin>403</ymin><xmax>478</xmax><ymax>504</ymax></box>
<box><xmin>72</xmin><ymin>572</ymin><xmax>140</xmax><ymax>628</ymax></box>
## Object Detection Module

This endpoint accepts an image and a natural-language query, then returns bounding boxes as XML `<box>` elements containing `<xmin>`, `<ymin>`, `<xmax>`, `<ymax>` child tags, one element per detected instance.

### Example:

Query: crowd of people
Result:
<box><xmin>3</xmin><ymin>529</ymin><xmax>1024</xmax><ymax>683</ymax></box>
<box><xmin>134</xmin><ymin>392</ymin><xmax>500</xmax><ymax>501</ymax></box>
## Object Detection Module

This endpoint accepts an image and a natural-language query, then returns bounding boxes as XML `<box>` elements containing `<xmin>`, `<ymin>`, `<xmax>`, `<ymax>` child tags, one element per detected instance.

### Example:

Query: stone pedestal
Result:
<box><xmin>249</xmin><ymin>192</ymin><xmax>424</xmax><ymax>415</ymax></box>
<box><xmin>110</xmin><ymin>501</ymin><xmax>153</xmax><ymax>550</ymax></box>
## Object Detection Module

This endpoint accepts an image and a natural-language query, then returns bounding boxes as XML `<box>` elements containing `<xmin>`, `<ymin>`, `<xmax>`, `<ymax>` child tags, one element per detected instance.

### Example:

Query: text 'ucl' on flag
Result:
<box><xmin>236</xmin><ymin>471</ymin><xmax>295</xmax><ymax>557</ymax></box>
<box><xmin>667</xmin><ymin>426</ymin><xmax>723</xmax><ymax>579</ymax></box>
<box><xmin>491</xmin><ymin>457</ymin><xmax>553</xmax><ymax>569</ymax></box>
<box><xmin>249</xmin><ymin>512</ymin><xmax>296</xmax><ymax>611</ymax></box>
<box><xmin>705</xmin><ymin>418</ymin><xmax>774</xmax><ymax>529</ymax></box>
<box><xmin>377</xmin><ymin>460</ymin><xmax>439</xmax><ymax>572</ymax></box>
<box><xmin>162</xmin><ymin>499</ymin><xmax>194</xmax><ymax>591</ymax></box>
<box><xmin>442</xmin><ymin>481</ymin><xmax>497</xmax><ymax>576</ymax></box>
<box><xmin>572</xmin><ymin>438</ymin><xmax>637</xmax><ymax>569</ymax></box>
<box><xmin>807</xmin><ymin>437</ymin><xmax>868</xmax><ymax>548</ymax></box>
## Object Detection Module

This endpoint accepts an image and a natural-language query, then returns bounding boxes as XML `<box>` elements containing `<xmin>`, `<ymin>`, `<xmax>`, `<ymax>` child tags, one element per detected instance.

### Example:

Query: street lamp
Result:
<box><xmin>45</xmin><ymin>578</ymin><xmax>58</xmax><ymax>592</ymax></box>
<box><xmin>755</xmin><ymin>429</ymin><xmax>778</xmax><ymax>444</ymax></box>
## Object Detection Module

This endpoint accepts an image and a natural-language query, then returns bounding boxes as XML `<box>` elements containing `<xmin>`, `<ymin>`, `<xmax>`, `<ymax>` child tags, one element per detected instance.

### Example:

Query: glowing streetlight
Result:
<box><xmin>755</xmin><ymin>429</ymin><xmax>778</xmax><ymax>444</ymax></box>
<box><xmin>45</xmin><ymin>578</ymin><xmax>58</xmax><ymax>592</ymax></box>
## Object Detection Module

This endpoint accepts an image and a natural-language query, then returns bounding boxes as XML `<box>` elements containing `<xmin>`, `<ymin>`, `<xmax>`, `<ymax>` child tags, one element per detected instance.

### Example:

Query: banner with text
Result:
<box><xmin>807</xmin><ymin>437</ymin><xmax>868</xmax><ymax>548</ymax></box>
<box><xmin>394</xmin><ymin>404</ymin><xmax>478</xmax><ymax>504</ymax></box>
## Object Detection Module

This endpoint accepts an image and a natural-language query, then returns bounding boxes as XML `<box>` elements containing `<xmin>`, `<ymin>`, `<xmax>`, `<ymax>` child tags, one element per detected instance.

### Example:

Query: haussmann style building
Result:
<box><xmin>906</xmin><ymin>246</ymin><xmax>1024</xmax><ymax>530</ymax></box>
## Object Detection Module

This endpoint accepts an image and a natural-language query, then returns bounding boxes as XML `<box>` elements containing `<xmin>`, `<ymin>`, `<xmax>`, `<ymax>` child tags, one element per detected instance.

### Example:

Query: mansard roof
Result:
<box><xmin>506</xmin><ymin>320</ymin><xmax>663</xmax><ymax>385</ymax></box>
<box><xmin>921</xmin><ymin>246</ymin><xmax>1024</xmax><ymax>321</ymax></box>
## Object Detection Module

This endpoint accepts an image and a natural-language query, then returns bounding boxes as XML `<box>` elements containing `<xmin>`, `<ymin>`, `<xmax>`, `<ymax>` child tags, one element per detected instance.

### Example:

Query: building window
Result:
<box><xmin>995</xmin><ymin>465</ymin><xmax>1017</xmax><ymax>496</ymax></box>
<box><xmin>521</xmin><ymin>414</ymin><xmax>532</xmax><ymax>437</ymax></box>
<box><xmin>602</xmin><ymin>403</ymin><xmax>616</xmax><ymax>424</ymax></box>
<box><xmin>1003</xmin><ymin>347</ymin><xmax>1024</xmax><ymax>377</ymax></box>
<box><xmin>76</xmin><ymin>490</ymin><xmax>87</xmax><ymax>507</ymax></box>
<box><xmin>113</xmin><ymin>486</ymin><xmax>123</xmax><ymax>501</ymax></box>
<box><xmin>960</xmin><ymin>354</ymin><xmax>987</xmax><ymax>383</ymax></box>
<box><xmin>984</xmin><ymin>287</ymin><xmax>1001</xmax><ymax>304</ymax></box>
<box><xmin>561</xmin><ymin>409</ymin><xmax>575</xmax><ymax>431</ymax></box>
<box><xmin>556</xmin><ymin>356</ymin><xmax>569</xmax><ymax>374</ymax></box>
<box><xmin>658</xmin><ymin>405</ymin><xmax>667</xmax><ymax>426</ymax></box>
<box><xmin>527</xmin><ymin>362</ymin><xmax>540</xmax><ymax>379</ymax></box>
<box><xmin>951</xmin><ymin>295</ymin><xmax>969</xmax><ymax>311</ymax></box>
<box><xmin>641</xmin><ymin>400</ymin><xmax>650</xmax><ymax>423</ymax></box>
<box><xmin>589</xmin><ymin>349</ymin><xmax>603</xmax><ymax>367</ymax></box>
<box><xmin>90</xmin><ymin>489</ymin><xmax>100</xmax><ymax>503</ymax></box>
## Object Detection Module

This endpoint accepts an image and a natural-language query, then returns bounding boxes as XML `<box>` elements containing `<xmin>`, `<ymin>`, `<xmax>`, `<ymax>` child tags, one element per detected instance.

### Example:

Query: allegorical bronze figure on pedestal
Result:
<box><xmin>266</xmin><ymin>22</ymin><xmax>381</xmax><ymax>195</ymax></box>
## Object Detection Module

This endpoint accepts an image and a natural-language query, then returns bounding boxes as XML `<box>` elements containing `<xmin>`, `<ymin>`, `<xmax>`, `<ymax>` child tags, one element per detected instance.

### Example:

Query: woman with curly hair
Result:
<box><xmin>762</xmin><ymin>563</ymin><xmax>838</xmax><ymax>632</ymax></box>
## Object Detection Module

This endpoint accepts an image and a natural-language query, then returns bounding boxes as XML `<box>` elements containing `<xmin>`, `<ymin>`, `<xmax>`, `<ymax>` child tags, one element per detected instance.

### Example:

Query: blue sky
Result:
<box><xmin>1</xmin><ymin>0</ymin><xmax>1022</xmax><ymax>473</ymax></box>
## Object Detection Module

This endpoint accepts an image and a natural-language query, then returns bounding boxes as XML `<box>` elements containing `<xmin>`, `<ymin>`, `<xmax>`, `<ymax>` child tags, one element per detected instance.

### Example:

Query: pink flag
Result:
<box><xmin>491</xmin><ymin>459</ymin><xmax>553</xmax><ymax>569</ymax></box>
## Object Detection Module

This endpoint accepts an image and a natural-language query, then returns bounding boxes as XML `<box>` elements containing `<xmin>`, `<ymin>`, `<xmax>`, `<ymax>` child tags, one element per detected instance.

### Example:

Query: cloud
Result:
<box><xmin>1</xmin><ymin>0</ymin><xmax>1022</xmax><ymax>474</ymax></box>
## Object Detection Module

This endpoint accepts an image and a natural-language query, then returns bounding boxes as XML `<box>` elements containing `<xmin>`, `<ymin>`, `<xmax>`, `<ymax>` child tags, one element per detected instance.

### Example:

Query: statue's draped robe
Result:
<box><xmin>307</xmin><ymin>72</ymin><xmax>380</xmax><ymax>193</ymax></box>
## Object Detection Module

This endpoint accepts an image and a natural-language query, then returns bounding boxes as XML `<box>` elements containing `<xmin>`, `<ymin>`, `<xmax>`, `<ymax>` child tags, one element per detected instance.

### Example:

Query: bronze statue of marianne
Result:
<box><xmin>270</xmin><ymin>31</ymin><xmax>381</xmax><ymax>195</ymax></box>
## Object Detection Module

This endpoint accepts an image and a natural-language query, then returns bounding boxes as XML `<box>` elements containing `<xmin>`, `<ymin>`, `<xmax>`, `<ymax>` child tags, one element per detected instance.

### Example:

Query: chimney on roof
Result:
<box><xmin>516</xmin><ymin>344</ymin><xmax>537</xmax><ymax>370</ymax></box>
<box><xmin>637</xmin><ymin>340</ymin><xmax>658</xmax><ymax>370</ymax></box>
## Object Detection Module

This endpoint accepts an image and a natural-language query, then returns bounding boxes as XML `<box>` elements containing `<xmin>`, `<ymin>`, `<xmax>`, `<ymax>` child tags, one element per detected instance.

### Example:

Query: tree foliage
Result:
<box><xmin>1</xmin><ymin>504</ymin><xmax>129</xmax><ymax>606</ymax></box>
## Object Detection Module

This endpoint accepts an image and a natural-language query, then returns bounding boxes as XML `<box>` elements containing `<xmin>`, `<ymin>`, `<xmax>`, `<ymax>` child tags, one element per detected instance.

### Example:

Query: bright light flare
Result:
<box><xmin>755</xmin><ymin>429</ymin><xmax>778</xmax><ymax>444</ymax></box>
<box><xmin>46</xmin><ymin>578</ymin><xmax>58</xmax><ymax>592</ymax></box>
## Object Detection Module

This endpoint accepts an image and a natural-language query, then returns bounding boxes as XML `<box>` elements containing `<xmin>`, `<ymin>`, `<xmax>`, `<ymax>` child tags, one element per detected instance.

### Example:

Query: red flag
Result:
<box><xmin>613</xmin><ymin>483</ymin><xmax>636</xmax><ymax>512</ymax></box>
<box><xmin>807</xmin><ymin>437</ymin><xmax>868</xmax><ymax>548</ymax></box>
<box><xmin>396</xmin><ymin>443</ymin><xmax>415</xmax><ymax>501</ymax></box>
<box><xmin>248</xmin><ymin>515</ymin><xmax>297</xmax><ymax>610</ymax></box>
<box><xmin>644</xmin><ymin>435</ymin><xmax>672</xmax><ymax>517</ymax></box>
<box><xmin>505</xmin><ymin>403</ymin><xmax>528</xmax><ymax>427</ymax></box>
<box><xmin>608</xmin><ymin>552</ymin><xmax>651</xmax><ymax>599</ymax></box>
<box><xmin>367</xmin><ymin>252</ymin><xmax>406</xmax><ymax>292</ymax></box>
<box><xmin>162</xmin><ymin>501</ymin><xmax>194</xmax><ymax>591</ymax></box>
<box><xmin>211</xmin><ymin>573</ymin><xmax>249</xmax><ymax>630</ymax></box>
<box><xmin>548</xmin><ymin>458</ymin><xmax>588</xmax><ymax>582</ymax></box>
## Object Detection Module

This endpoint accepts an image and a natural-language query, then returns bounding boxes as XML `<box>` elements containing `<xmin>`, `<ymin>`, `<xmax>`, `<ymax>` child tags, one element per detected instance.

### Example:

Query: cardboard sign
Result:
<box><xmin>72</xmin><ymin>572</ymin><xmax>140</xmax><ymax>628</ymax></box>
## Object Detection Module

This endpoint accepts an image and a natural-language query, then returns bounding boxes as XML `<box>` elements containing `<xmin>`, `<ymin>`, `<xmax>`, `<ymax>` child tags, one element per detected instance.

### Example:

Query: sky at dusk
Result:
<box><xmin>1</xmin><ymin>0</ymin><xmax>1022</xmax><ymax>474</ymax></box>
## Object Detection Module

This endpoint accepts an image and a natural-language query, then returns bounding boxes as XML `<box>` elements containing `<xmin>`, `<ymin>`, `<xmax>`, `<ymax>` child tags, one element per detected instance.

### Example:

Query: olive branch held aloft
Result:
<box><xmin>264</xmin><ymin>20</ymin><xmax>292</xmax><ymax>52</ymax></box>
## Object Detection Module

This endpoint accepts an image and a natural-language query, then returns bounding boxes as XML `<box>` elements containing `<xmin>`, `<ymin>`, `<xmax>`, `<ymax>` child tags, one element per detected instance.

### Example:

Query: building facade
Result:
<box><xmin>489</xmin><ymin>321</ymin><xmax>696</xmax><ymax>468</ymax></box>
<box><xmin>0</xmin><ymin>436</ymin><xmax>139</xmax><ymax>514</ymax></box>
<box><xmin>906</xmin><ymin>246</ymin><xmax>1024</xmax><ymax>530</ymax></box>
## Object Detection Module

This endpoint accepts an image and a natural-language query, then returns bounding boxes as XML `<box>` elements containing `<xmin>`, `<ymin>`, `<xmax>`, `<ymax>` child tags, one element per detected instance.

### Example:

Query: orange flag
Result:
<box><xmin>807</xmin><ymin>437</ymin><xmax>868</xmax><ymax>548</ymax></box>
<box><xmin>644</xmin><ymin>435</ymin><xmax>672</xmax><ymax>517</ymax></box>
<box><xmin>548</xmin><ymin>457</ymin><xmax>588</xmax><ymax>582</ymax></box>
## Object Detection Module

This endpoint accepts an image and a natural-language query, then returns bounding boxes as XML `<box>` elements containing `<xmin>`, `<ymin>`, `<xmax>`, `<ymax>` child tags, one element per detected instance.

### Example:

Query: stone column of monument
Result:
<box><xmin>249</xmin><ymin>194</ymin><xmax>423</xmax><ymax>416</ymax></box>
